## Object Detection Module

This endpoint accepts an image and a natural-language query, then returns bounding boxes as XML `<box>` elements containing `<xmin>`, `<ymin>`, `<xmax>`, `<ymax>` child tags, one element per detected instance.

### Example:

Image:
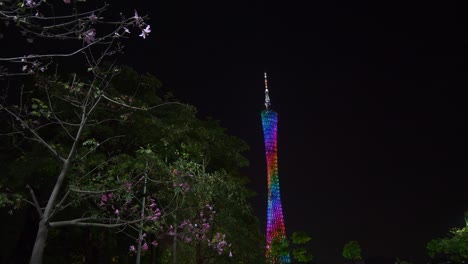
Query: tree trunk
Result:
<box><xmin>173</xmin><ymin>228</ymin><xmax>177</xmax><ymax>264</ymax></box>
<box><xmin>196</xmin><ymin>242</ymin><xmax>202</xmax><ymax>264</ymax></box>
<box><xmin>151</xmin><ymin>245</ymin><xmax>157</xmax><ymax>264</ymax></box>
<box><xmin>29</xmin><ymin>219</ymin><xmax>49</xmax><ymax>264</ymax></box>
<box><xmin>29</xmin><ymin>157</ymin><xmax>74</xmax><ymax>263</ymax></box>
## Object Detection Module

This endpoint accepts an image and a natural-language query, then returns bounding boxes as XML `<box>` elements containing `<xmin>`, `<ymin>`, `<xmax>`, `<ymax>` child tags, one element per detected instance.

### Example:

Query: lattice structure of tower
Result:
<box><xmin>262</xmin><ymin>72</ymin><xmax>290</xmax><ymax>263</ymax></box>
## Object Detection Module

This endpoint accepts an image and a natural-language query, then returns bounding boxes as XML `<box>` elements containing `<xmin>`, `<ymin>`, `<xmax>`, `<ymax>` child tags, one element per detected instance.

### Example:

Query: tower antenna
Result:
<box><xmin>264</xmin><ymin>72</ymin><xmax>271</xmax><ymax>109</ymax></box>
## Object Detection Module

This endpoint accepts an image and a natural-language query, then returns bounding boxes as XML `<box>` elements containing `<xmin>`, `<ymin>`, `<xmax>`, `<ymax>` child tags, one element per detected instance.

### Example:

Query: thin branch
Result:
<box><xmin>78</xmin><ymin>134</ymin><xmax>126</xmax><ymax>160</ymax></box>
<box><xmin>69</xmin><ymin>187</ymin><xmax>121</xmax><ymax>194</ymax></box>
<box><xmin>26</xmin><ymin>185</ymin><xmax>43</xmax><ymax>217</ymax></box>
<box><xmin>44</xmin><ymin>86</ymin><xmax>75</xmax><ymax>141</ymax></box>
<box><xmin>0</xmin><ymin>105</ymin><xmax>66</xmax><ymax>162</ymax></box>
<box><xmin>0</xmin><ymin>26</ymin><xmax>123</xmax><ymax>61</ymax></box>
<box><xmin>48</xmin><ymin>190</ymin><xmax>70</xmax><ymax>220</ymax></box>
<box><xmin>75</xmin><ymin>159</ymin><xmax>112</xmax><ymax>184</ymax></box>
<box><xmin>101</xmin><ymin>94</ymin><xmax>186</xmax><ymax>111</ymax></box>
<box><xmin>49</xmin><ymin>217</ymin><xmax>144</xmax><ymax>228</ymax></box>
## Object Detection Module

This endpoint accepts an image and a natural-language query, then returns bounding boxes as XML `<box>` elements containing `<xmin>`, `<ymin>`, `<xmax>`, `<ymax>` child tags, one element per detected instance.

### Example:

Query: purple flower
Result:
<box><xmin>123</xmin><ymin>27</ymin><xmax>131</xmax><ymax>34</ymax></box>
<box><xmin>25</xmin><ymin>0</ymin><xmax>36</xmax><ymax>7</ymax></box>
<box><xmin>114</xmin><ymin>209</ymin><xmax>119</xmax><ymax>215</ymax></box>
<box><xmin>180</xmin><ymin>220</ymin><xmax>188</xmax><ymax>228</ymax></box>
<box><xmin>140</xmin><ymin>24</ymin><xmax>152</xmax><ymax>39</ymax></box>
<box><xmin>142</xmin><ymin>243</ymin><xmax>148</xmax><ymax>251</ymax></box>
<box><xmin>129</xmin><ymin>245</ymin><xmax>135</xmax><ymax>252</ymax></box>
<box><xmin>229</xmin><ymin>251</ymin><xmax>233</xmax><ymax>257</ymax></box>
<box><xmin>63</xmin><ymin>0</ymin><xmax>71</xmax><ymax>3</ymax></box>
<box><xmin>134</xmin><ymin>10</ymin><xmax>141</xmax><ymax>26</ymax></box>
<box><xmin>151</xmin><ymin>240</ymin><xmax>158</xmax><ymax>247</ymax></box>
<box><xmin>154</xmin><ymin>209</ymin><xmax>161</xmax><ymax>217</ymax></box>
<box><xmin>83</xmin><ymin>29</ymin><xmax>96</xmax><ymax>44</ymax></box>
<box><xmin>89</xmin><ymin>13</ymin><xmax>98</xmax><ymax>23</ymax></box>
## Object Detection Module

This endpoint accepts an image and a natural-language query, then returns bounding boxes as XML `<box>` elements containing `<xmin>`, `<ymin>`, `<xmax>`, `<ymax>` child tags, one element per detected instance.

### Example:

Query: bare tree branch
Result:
<box><xmin>26</xmin><ymin>185</ymin><xmax>43</xmax><ymax>217</ymax></box>
<box><xmin>69</xmin><ymin>187</ymin><xmax>121</xmax><ymax>194</ymax></box>
<box><xmin>49</xmin><ymin>217</ymin><xmax>144</xmax><ymax>228</ymax></box>
<box><xmin>48</xmin><ymin>190</ymin><xmax>70</xmax><ymax>220</ymax></box>
<box><xmin>101</xmin><ymin>94</ymin><xmax>186</xmax><ymax>111</ymax></box>
<box><xmin>0</xmin><ymin>105</ymin><xmax>66</xmax><ymax>162</ymax></box>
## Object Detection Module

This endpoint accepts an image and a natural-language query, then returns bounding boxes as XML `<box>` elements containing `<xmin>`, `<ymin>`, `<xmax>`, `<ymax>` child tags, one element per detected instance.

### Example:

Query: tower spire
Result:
<box><xmin>264</xmin><ymin>72</ymin><xmax>271</xmax><ymax>109</ymax></box>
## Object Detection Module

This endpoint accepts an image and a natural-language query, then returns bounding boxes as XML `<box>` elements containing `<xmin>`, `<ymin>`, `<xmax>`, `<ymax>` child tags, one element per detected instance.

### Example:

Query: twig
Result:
<box><xmin>0</xmin><ymin>105</ymin><xmax>66</xmax><ymax>162</ymax></box>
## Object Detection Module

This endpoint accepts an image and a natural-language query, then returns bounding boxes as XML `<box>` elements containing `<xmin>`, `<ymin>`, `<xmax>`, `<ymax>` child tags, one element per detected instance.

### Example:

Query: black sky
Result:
<box><xmin>123</xmin><ymin>0</ymin><xmax>467</xmax><ymax>263</ymax></box>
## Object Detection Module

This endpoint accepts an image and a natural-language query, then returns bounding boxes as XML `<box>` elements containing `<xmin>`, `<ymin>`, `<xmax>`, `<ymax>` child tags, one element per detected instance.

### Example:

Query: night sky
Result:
<box><xmin>124</xmin><ymin>0</ymin><xmax>465</xmax><ymax>263</ymax></box>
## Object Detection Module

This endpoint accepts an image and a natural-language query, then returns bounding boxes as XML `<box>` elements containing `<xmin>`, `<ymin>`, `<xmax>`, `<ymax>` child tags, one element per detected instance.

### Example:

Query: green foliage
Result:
<box><xmin>270</xmin><ymin>237</ymin><xmax>290</xmax><ymax>258</ymax></box>
<box><xmin>292</xmin><ymin>231</ymin><xmax>312</xmax><ymax>245</ymax></box>
<box><xmin>291</xmin><ymin>232</ymin><xmax>314</xmax><ymax>263</ymax></box>
<box><xmin>293</xmin><ymin>247</ymin><xmax>314</xmax><ymax>263</ymax></box>
<box><xmin>427</xmin><ymin>225</ymin><xmax>468</xmax><ymax>263</ymax></box>
<box><xmin>0</xmin><ymin>66</ymin><xmax>263</xmax><ymax>263</ymax></box>
<box><xmin>269</xmin><ymin>232</ymin><xmax>314</xmax><ymax>263</ymax></box>
<box><xmin>342</xmin><ymin>240</ymin><xmax>362</xmax><ymax>261</ymax></box>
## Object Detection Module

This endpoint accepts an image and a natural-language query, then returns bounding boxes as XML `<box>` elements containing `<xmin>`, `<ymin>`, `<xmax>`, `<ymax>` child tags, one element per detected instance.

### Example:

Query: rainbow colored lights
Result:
<box><xmin>262</xmin><ymin>110</ymin><xmax>290</xmax><ymax>263</ymax></box>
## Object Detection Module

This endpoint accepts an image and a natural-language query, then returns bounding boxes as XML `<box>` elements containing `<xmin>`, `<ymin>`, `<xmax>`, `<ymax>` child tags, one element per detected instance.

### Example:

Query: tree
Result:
<box><xmin>291</xmin><ymin>232</ymin><xmax>314</xmax><ymax>263</ymax></box>
<box><xmin>427</xmin><ymin>213</ymin><xmax>468</xmax><ymax>264</ymax></box>
<box><xmin>0</xmin><ymin>66</ymin><xmax>263</xmax><ymax>263</ymax></box>
<box><xmin>0</xmin><ymin>1</ymin><xmax>155</xmax><ymax>263</ymax></box>
<box><xmin>1</xmin><ymin>3</ymin><xmax>263</xmax><ymax>261</ymax></box>
<box><xmin>342</xmin><ymin>240</ymin><xmax>362</xmax><ymax>264</ymax></box>
<box><xmin>269</xmin><ymin>231</ymin><xmax>314</xmax><ymax>264</ymax></box>
<box><xmin>0</xmin><ymin>66</ymin><xmax>166</xmax><ymax>264</ymax></box>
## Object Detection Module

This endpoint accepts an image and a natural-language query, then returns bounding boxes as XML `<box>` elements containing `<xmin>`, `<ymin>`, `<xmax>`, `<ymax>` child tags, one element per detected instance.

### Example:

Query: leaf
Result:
<box><xmin>293</xmin><ymin>247</ymin><xmax>314</xmax><ymax>262</ymax></box>
<box><xmin>292</xmin><ymin>231</ymin><xmax>311</xmax><ymax>244</ymax></box>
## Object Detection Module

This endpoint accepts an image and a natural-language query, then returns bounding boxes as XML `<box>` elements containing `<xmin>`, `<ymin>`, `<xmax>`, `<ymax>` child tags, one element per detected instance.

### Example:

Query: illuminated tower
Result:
<box><xmin>262</xmin><ymin>72</ymin><xmax>290</xmax><ymax>263</ymax></box>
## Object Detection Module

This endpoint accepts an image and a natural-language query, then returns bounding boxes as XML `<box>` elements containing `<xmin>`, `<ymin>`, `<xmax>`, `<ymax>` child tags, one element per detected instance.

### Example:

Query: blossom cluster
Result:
<box><xmin>172</xmin><ymin>168</ymin><xmax>193</xmax><ymax>193</ymax></box>
<box><xmin>93</xmin><ymin>167</ymin><xmax>232</xmax><ymax>257</ymax></box>
<box><xmin>208</xmin><ymin>232</ymin><xmax>231</xmax><ymax>256</ymax></box>
<box><xmin>129</xmin><ymin>233</ymin><xmax>158</xmax><ymax>253</ymax></box>
<box><xmin>145</xmin><ymin>197</ymin><xmax>162</xmax><ymax>222</ymax></box>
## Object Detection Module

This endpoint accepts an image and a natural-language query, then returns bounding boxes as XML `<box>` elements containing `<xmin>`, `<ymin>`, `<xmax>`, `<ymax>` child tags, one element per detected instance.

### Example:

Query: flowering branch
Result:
<box><xmin>0</xmin><ymin>1</ymin><xmax>152</xmax><ymax>77</ymax></box>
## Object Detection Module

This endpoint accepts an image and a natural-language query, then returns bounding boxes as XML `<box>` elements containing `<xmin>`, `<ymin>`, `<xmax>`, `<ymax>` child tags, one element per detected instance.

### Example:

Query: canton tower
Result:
<box><xmin>261</xmin><ymin>72</ymin><xmax>290</xmax><ymax>263</ymax></box>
